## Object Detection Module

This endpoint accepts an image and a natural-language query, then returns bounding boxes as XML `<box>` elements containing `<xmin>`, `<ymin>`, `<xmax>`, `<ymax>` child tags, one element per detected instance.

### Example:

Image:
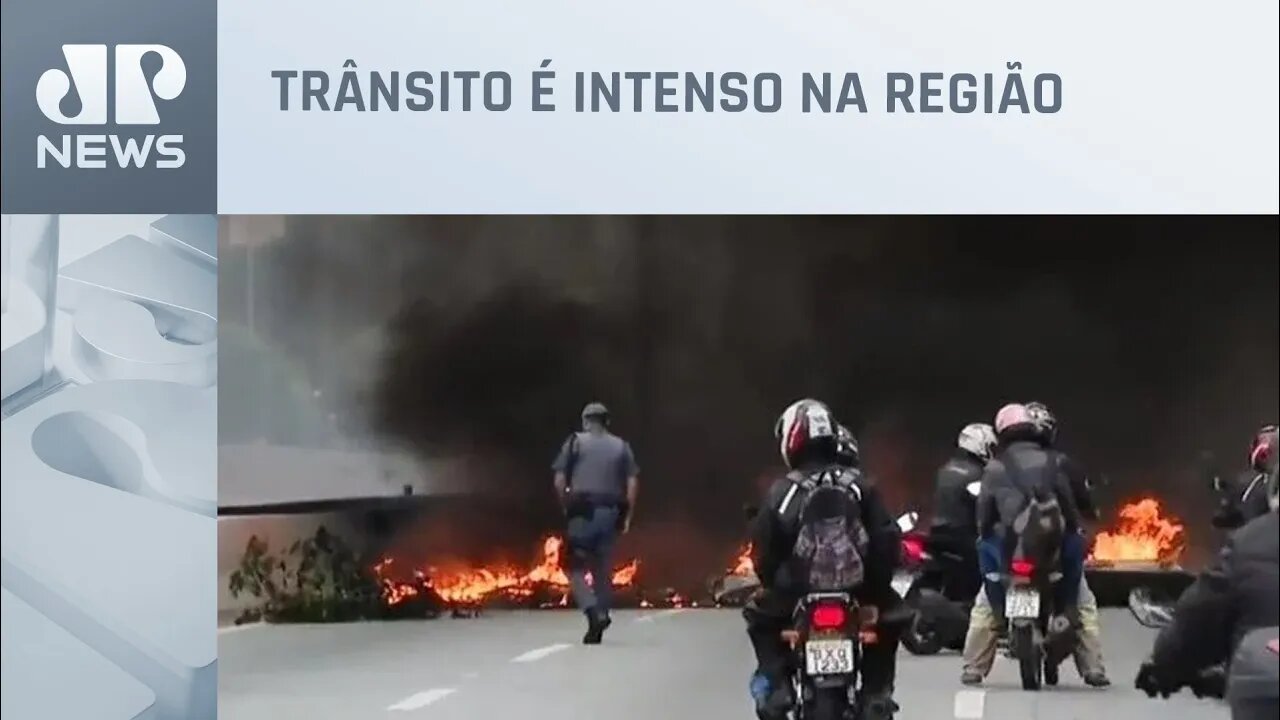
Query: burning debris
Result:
<box><xmin>1089</xmin><ymin>498</ymin><xmax>1186</xmax><ymax>568</ymax></box>
<box><xmin>229</xmin><ymin>496</ymin><xmax>1196</xmax><ymax>626</ymax></box>
<box><xmin>373</xmin><ymin>535</ymin><xmax>644</xmax><ymax>612</ymax></box>
<box><xmin>709</xmin><ymin>543</ymin><xmax>760</xmax><ymax>606</ymax></box>
<box><xmin>729</xmin><ymin>543</ymin><xmax>755</xmax><ymax>577</ymax></box>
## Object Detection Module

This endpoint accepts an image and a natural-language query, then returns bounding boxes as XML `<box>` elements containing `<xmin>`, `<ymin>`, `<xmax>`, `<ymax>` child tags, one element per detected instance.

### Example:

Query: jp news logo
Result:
<box><xmin>36</xmin><ymin>44</ymin><xmax>187</xmax><ymax>169</ymax></box>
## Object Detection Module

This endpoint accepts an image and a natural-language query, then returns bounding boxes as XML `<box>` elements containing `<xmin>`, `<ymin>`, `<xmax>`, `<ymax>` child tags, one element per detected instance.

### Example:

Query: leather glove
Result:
<box><xmin>1134</xmin><ymin>659</ymin><xmax>1179</xmax><ymax>699</ymax></box>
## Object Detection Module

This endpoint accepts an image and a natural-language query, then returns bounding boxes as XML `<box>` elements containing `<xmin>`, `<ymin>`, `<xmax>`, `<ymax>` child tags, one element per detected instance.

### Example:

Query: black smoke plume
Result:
<box><xmin>223</xmin><ymin>216</ymin><xmax>1279</xmax><ymax>582</ymax></box>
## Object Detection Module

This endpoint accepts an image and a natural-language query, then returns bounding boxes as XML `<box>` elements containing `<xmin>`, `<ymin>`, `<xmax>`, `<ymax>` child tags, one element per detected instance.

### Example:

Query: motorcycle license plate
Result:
<box><xmin>1007</xmin><ymin>588</ymin><xmax>1040</xmax><ymax>619</ymax></box>
<box><xmin>804</xmin><ymin>638</ymin><xmax>855</xmax><ymax>676</ymax></box>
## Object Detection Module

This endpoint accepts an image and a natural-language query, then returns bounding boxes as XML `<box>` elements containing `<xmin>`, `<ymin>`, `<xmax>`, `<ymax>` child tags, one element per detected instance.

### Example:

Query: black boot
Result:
<box><xmin>861</xmin><ymin>693</ymin><xmax>899</xmax><ymax>720</ymax></box>
<box><xmin>583</xmin><ymin>608</ymin><xmax>607</xmax><ymax>645</ymax></box>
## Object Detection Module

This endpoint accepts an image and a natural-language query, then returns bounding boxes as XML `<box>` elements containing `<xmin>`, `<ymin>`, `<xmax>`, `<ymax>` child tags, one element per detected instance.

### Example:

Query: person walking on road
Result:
<box><xmin>552</xmin><ymin>402</ymin><xmax>640</xmax><ymax>644</ymax></box>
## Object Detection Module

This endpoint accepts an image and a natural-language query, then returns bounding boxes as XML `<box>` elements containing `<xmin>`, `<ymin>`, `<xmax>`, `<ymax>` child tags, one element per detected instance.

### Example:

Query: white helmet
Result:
<box><xmin>958</xmin><ymin>423</ymin><xmax>997</xmax><ymax>461</ymax></box>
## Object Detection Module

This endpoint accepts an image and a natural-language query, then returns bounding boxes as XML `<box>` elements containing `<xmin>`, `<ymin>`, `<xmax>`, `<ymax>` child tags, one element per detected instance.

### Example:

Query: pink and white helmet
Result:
<box><xmin>994</xmin><ymin>403</ymin><xmax>1033</xmax><ymax>435</ymax></box>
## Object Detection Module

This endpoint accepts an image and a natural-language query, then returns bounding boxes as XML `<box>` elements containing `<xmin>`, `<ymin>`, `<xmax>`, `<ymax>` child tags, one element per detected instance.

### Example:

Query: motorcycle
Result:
<box><xmin>1128</xmin><ymin>588</ymin><xmax>1227</xmax><ymax>699</ymax></box>
<box><xmin>782</xmin><ymin>592</ymin><xmax>898</xmax><ymax>720</ymax></box>
<box><xmin>895</xmin><ymin>483</ymin><xmax>984</xmax><ymax>656</ymax></box>
<box><xmin>1004</xmin><ymin>542</ymin><xmax>1076</xmax><ymax>690</ymax></box>
<box><xmin>892</xmin><ymin>510</ymin><xmax>970</xmax><ymax>655</ymax></box>
<box><xmin>1127</xmin><ymin>587</ymin><xmax>1176</xmax><ymax>631</ymax></box>
<box><xmin>1129</xmin><ymin>587</ymin><xmax>1280</xmax><ymax>720</ymax></box>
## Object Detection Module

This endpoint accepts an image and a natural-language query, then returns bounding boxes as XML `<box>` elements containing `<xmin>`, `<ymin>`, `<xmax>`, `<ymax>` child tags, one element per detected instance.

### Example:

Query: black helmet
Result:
<box><xmin>1025</xmin><ymin>401</ymin><xmax>1058</xmax><ymax>444</ymax></box>
<box><xmin>836</xmin><ymin>425</ymin><xmax>860</xmax><ymax>468</ymax></box>
<box><xmin>774</xmin><ymin>398</ymin><xmax>839</xmax><ymax>470</ymax></box>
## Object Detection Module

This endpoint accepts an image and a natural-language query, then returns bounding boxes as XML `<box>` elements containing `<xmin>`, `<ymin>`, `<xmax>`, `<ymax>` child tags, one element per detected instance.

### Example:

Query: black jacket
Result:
<box><xmin>1212</xmin><ymin>469</ymin><xmax>1273</xmax><ymax>530</ymax></box>
<box><xmin>930</xmin><ymin>452</ymin><xmax>984</xmax><ymax>537</ymax></box>
<box><xmin>750</xmin><ymin>464</ymin><xmax>900</xmax><ymax>599</ymax></box>
<box><xmin>1152</xmin><ymin>510</ymin><xmax>1279</xmax><ymax>679</ymax></box>
<box><xmin>1056</xmin><ymin>451</ymin><xmax>1099</xmax><ymax>523</ymax></box>
<box><xmin>977</xmin><ymin>437</ymin><xmax>1084</xmax><ymax>539</ymax></box>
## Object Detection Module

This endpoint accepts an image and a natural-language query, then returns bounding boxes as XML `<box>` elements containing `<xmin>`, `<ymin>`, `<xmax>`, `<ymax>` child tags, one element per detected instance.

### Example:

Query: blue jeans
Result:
<box><xmin>978</xmin><ymin>531</ymin><xmax>1085</xmax><ymax>617</ymax></box>
<box><xmin>565</xmin><ymin>505</ymin><xmax>620</xmax><ymax>614</ymax></box>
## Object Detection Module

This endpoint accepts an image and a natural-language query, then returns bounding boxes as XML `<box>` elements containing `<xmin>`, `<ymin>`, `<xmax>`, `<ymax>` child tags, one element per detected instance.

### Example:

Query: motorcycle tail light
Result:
<box><xmin>901</xmin><ymin>537</ymin><xmax>925</xmax><ymax>564</ymax></box>
<box><xmin>1010</xmin><ymin>559</ymin><xmax>1035</xmax><ymax>578</ymax></box>
<box><xmin>810</xmin><ymin>604</ymin><xmax>847</xmax><ymax>631</ymax></box>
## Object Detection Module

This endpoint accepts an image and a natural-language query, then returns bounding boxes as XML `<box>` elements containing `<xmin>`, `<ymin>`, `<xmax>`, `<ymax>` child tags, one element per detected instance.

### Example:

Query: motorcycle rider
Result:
<box><xmin>1212</xmin><ymin>424</ymin><xmax>1277</xmax><ymax>530</ymax></box>
<box><xmin>1135</xmin><ymin>452</ymin><xmax>1279</xmax><ymax>718</ymax></box>
<box><xmin>745</xmin><ymin>400</ymin><xmax>904</xmax><ymax>720</ymax></box>
<box><xmin>960</xmin><ymin>402</ymin><xmax>1086</xmax><ymax>685</ymax></box>
<box><xmin>836</xmin><ymin>424</ymin><xmax>861</xmax><ymax>469</ymax></box>
<box><xmin>1024</xmin><ymin>401</ymin><xmax>1112</xmax><ymax>687</ymax></box>
<box><xmin>922</xmin><ymin>423</ymin><xmax>995</xmax><ymax>601</ymax></box>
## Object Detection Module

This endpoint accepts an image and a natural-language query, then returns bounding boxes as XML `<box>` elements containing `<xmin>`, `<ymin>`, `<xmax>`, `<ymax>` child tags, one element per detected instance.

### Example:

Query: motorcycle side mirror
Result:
<box><xmin>1128</xmin><ymin>587</ymin><xmax>1176</xmax><ymax>629</ymax></box>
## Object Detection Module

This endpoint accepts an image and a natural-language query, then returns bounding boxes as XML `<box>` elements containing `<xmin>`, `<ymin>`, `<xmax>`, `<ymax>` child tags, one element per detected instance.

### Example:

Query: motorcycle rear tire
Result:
<box><xmin>804</xmin><ymin>686</ymin><xmax>850</xmax><ymax>720</ymax></box>
<box><xmin>1012</xmin><ymin>623</ymin><xmax>1042</xmax><ymax>691</ymax></box>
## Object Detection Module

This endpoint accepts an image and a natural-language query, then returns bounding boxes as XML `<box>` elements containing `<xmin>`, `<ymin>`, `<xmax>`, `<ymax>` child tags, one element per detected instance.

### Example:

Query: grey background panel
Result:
<box><xmin>2</xmin><ymin>588</ymin><xmax>158</xmax><ymax>720</ymax></box>
<box><xmin>152</xmin><ymin>215</ymin><xmax>217</xmax><ymax>266</ymax></box>
<box><xmin>0</xmin><ymin>214</ymin><xmax>217</xmax><ymax>720</ymax></box>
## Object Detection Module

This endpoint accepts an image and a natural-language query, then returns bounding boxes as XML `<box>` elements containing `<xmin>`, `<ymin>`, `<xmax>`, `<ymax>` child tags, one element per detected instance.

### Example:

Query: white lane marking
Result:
<box><xmin>953</xmin><ymin>689</ymin><xmax>986</xmax><ymax>719</ymax></box>
<box><xmin>217</xmin><ymin>623</ymin><xmax>263</xmax><ymax>635</ymax></box>
<box><xmin>634</xmin><ymin>608</ymin><xmax>688</xmax><ymax>623</ymax></box>
<box><xmin>388</xmin><ymin>688</ymin><xmax>456</xmax><ymax>711</ymax></box>
<box><xmin>511</xmin><ymin>643</ymin><xmax>572</xmax><ymax>663</ymax></box>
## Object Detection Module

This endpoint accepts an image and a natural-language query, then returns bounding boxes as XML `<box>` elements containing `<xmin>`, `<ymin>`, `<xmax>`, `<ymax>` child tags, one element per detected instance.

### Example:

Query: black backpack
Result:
<box><xmin>1005</xmin><ymin>452</ymin><xmax>1066</xmax><ymax>566</ymax></box>
<box><xmin>779</xmin><ymin>466</ymin><xmax>870</xmax><ymax>592</ymax></box>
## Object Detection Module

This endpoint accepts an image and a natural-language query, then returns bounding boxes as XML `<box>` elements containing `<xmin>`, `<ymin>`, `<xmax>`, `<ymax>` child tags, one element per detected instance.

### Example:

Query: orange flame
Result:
<box><xmin>1089</xmin><ymin>498</ymin><xmax>1185</xmax><ymax>565</ymax></box>
<box><xmin>728</xmin><ymin>543</ymin><xmax>755</xmax><ymax>577</ymax></box>
<box><xmin>374</xmin><ymin>535</ymin><xmax>639</xmax><ymax>607</ymax></box>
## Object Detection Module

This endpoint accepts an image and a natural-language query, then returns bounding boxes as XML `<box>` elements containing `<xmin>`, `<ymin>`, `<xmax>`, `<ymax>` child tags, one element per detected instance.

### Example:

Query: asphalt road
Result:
<box><xmin>218</xmin><ymin>608</ymin><xmax>1224</xmax><ymax>720</ymax></box>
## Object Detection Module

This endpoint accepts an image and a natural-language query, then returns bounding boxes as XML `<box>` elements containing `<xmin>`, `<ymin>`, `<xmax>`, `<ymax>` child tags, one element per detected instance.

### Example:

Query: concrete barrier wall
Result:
<box><xmin>219</xmin><ymin>444</ymin><xmax>474</xmax><ymax>509</ymax></box>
